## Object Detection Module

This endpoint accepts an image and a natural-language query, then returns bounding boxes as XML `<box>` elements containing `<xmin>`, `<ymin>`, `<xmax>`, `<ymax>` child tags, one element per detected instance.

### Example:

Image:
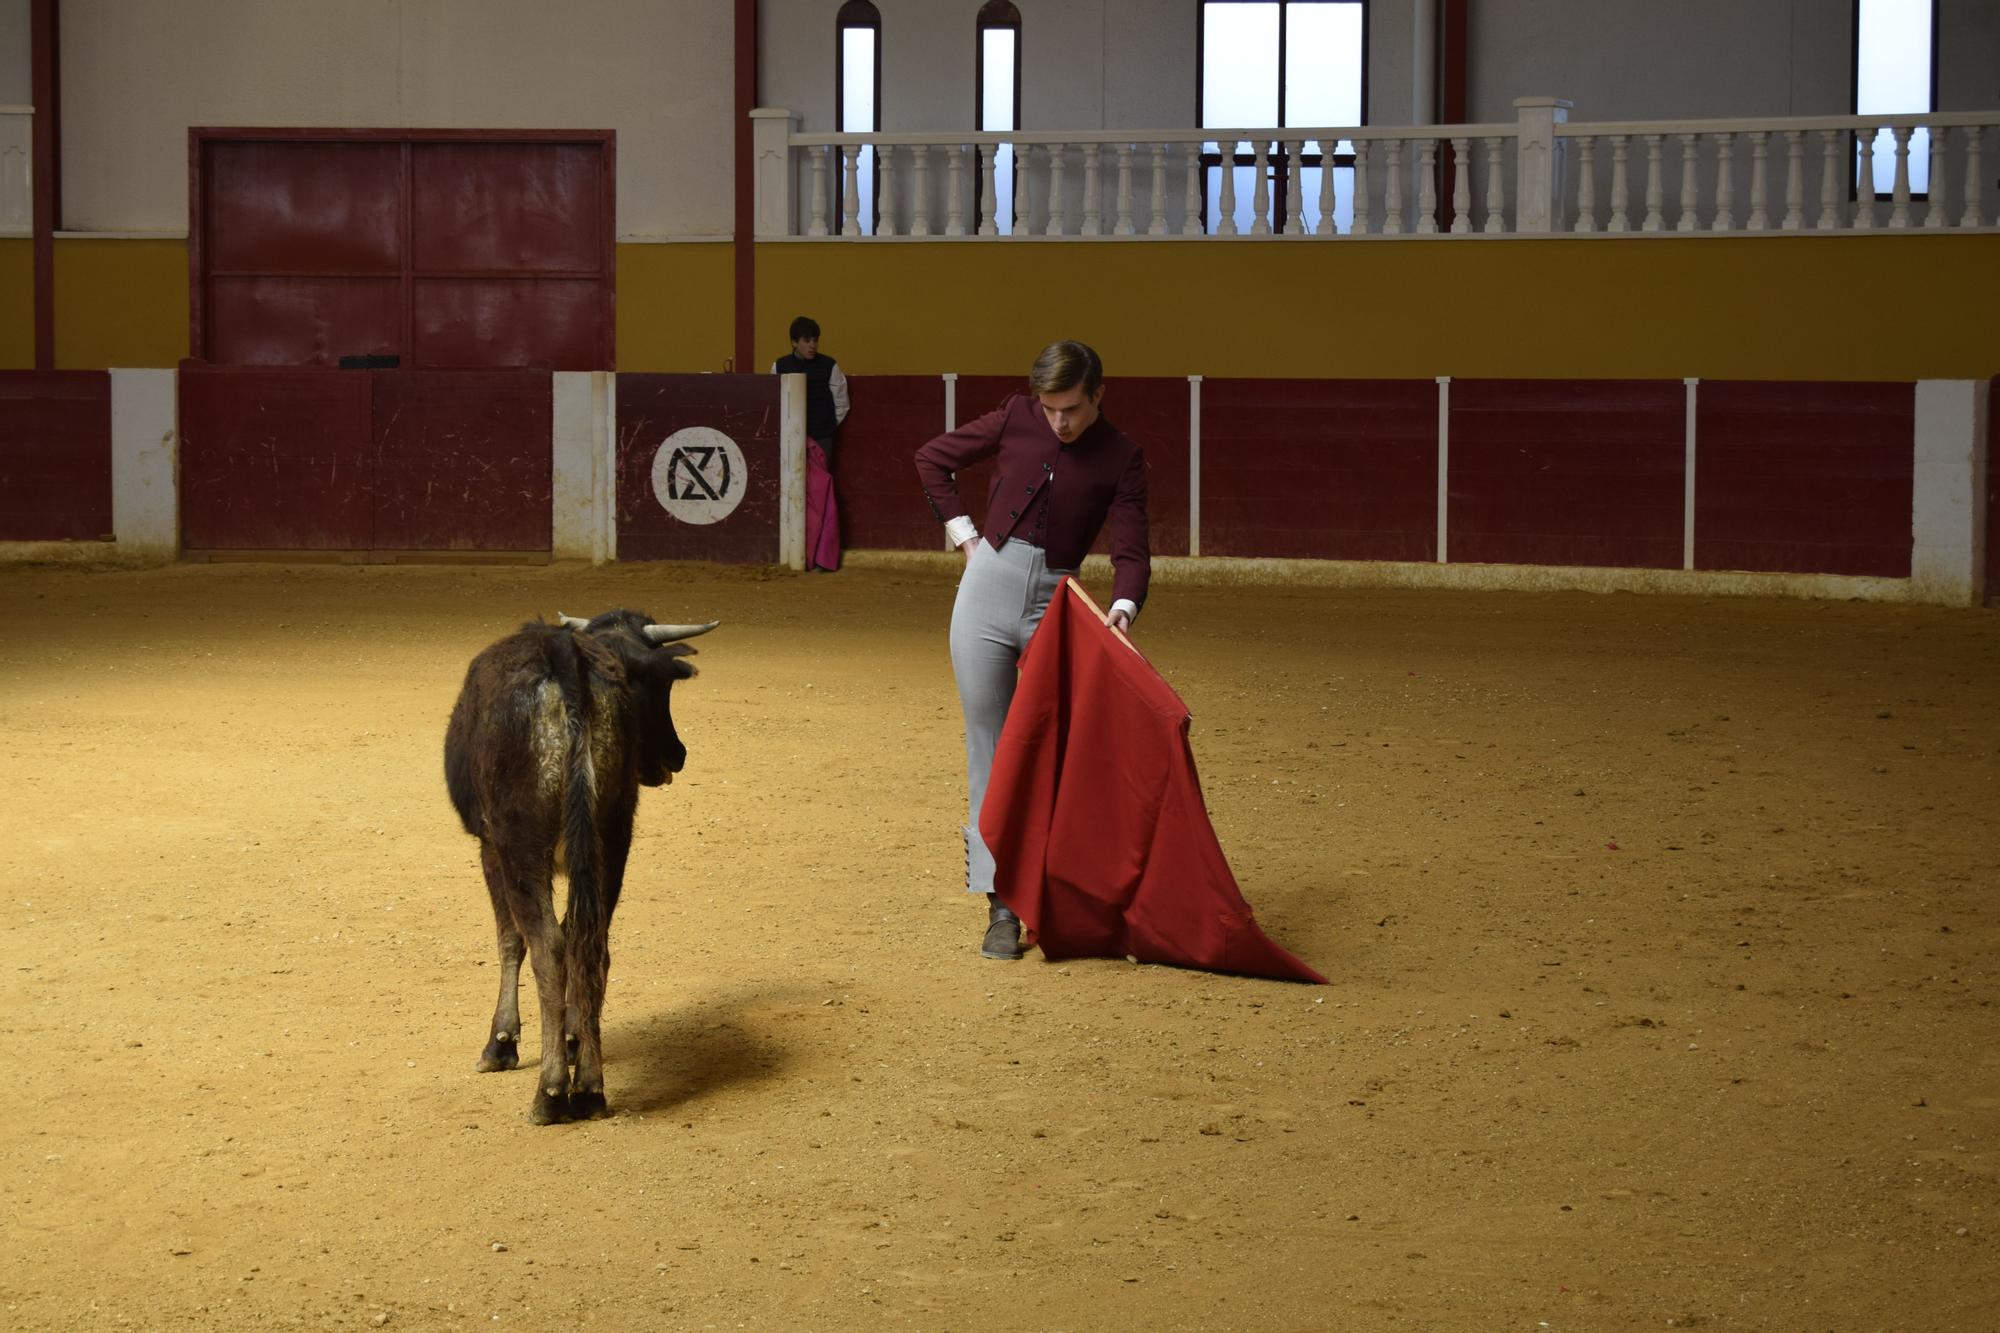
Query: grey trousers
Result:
<box><xmin>949</xmin><ymin>538</ymin><xmax>1071</xmax><ymax>895</ymax></box>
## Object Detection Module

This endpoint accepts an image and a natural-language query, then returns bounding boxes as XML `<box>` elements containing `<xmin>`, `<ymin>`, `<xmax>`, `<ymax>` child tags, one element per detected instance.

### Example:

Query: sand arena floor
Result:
<box><xmin>0</xmin><ymin>557</ymin><xmax>1995</xmax><ymax>1331</ymax></box>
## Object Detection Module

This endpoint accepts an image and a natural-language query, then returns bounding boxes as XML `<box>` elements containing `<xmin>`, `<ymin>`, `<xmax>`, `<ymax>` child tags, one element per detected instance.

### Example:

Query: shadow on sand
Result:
<box><xmin>603</xmin><ymin>978</ymin><xmax>821</xmax><ymax>1117</ymax></box>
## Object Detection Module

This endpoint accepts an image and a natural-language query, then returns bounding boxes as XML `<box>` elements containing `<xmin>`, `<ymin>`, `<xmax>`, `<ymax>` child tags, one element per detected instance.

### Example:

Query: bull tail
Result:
<box><xmin>545</xmin><ymin>633</ymin><xmax>608</xmax><ymax>1007</ymax></box>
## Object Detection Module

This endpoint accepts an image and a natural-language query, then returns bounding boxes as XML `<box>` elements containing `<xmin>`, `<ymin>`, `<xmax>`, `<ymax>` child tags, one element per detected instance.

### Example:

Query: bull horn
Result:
<box><xmin>556</xmin><ymin>612</ymin><xmax>590</xmax><ymax>630</ymax></box>
<box><xmin>642</xmin><ymin>620</ymin><xmax>720</xmax><ymax>644</ymax></box>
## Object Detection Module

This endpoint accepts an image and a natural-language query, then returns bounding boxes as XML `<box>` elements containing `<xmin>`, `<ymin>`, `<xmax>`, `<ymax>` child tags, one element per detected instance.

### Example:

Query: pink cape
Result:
<box><xmin>979</xmin><ymin>579</ymin><xmax>1327</xmax><ymax>983</ymax></box>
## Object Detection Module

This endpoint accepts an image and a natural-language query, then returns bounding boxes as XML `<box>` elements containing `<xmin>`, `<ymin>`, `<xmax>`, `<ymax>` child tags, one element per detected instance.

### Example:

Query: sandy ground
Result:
<box><xmin>0</xmin><ymin>556</ymin><xmax>1995</xmax><ymax>1332</ymax></box>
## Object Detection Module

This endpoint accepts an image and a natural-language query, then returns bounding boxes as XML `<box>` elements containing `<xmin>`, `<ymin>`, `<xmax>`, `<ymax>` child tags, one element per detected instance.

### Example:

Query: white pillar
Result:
<box><xmin>778</xmin><ymin>372</ymin><xmax>807</xmax><ymax>570</ymax></box>
<box><xmin>1909</xmin><ymin>380</ymin><xmax>1990</xmax><ymax>605</ymax></box>
<box><xmin>110</xmin><ymin>369</ymin><xmax>178</xmax><ymax>558</ymax></box>
<box><xmin>1435</xmin><ymin>376</ymin><xmax>1451</xmax><ymax>563</ymax></box>
<box><xmin>552</xmin><ymin>371</ymin><xmax>616</xmax><ymax>562</ymax></box>
<box><xmin>1513</xmin><ymin>97</ymin><xmax>1571</xmax><ymax>233</ymax></box>
<box><xmin>751</xmin><ymin>109</ymin><xmax>798</xmax><ymax>239</ymax></box>
<box><xmin>1682</xmin><ymin>378</ymin><xmax>1699</xmax><ymax>571</ymax></box>
<box><xmin>1188</xmin><ymin>375</ymin><xmax>1203</xmax><ymax>558</ymax></box>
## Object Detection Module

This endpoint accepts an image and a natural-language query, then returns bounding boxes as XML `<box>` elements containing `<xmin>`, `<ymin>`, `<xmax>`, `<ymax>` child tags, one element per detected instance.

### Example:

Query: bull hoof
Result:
<box><xmin>529</xmin><ymin>1088</ymin><xmax>570</xmax><ymax>1125</ymax></box>
<box><xmin>476</xmin><ymin>1036</ymin><xmax>520</xmax><ymax>1072</ymax></box>
<box><xmin>567</xmin><ymin>1090</ymin><xmax>610</xmax><ymax>1120</ymax></box>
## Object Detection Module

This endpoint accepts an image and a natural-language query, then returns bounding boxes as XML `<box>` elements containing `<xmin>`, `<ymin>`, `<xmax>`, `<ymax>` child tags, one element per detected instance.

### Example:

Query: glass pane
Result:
<box><xmin>981</xmin><ymin>29</ymin><xmax>1017</xmax><ymax>131</ymax></box>
<box><xmin>1202</xmin><ymin>2</ymin><xmax>1279</xmax><ymax>134</ymax></box>
<box><xmin>994</xmin><ymin>143</ymin><xmax>1015</xmax><ymax>236</ymax></box>
<box><xmin>840</xmin><ymin>28</ymin><xmax>876</xmax><ymax>132</ymax></box>
<box><xmin>1855</xmin><ymin>0</ymin><xmax>1932</xmax><ymax>194</ymax></box>
<box><xmin>841</xmin><ymin>28</ymin><xmax>877</xmax><ymax>233</ymax></box>
<box><xmin>1285</xmin><ymin>1</ymin><xmax>1363</xmax><ymax>130</ymax></box>
<box><xmin>1293</xmin><ymin>140</ymin><xmax>1354</xmax><ymax>234</ymax></box>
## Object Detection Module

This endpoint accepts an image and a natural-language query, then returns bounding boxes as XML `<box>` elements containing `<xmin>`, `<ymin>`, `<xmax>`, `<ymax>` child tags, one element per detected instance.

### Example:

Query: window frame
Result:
<box><xmin>1195</xmin><ymin>0</ymin><xmax>1370</xmax><ymax>234</ymax></box>
<box><xmin>976</xmin><ymin>1</ymin><xmax>1024</xmax><ymax>231</ymax></box>
<box><xmin>834</xmin><ymin>0</ymin><xmax>883</xmax><ymax>233</ymax></box>
<box><xmin>1848</xmin><ymin>0</ymin><xmax>1939</xmax><ymax>203</ymax></box>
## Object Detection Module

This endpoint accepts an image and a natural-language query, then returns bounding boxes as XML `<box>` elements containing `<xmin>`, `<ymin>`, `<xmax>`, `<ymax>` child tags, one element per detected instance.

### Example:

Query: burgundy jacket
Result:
<box><xmin>914</xmin><ymin>394</ymin><xmax>1151</xmax><ymax>608</ymax></box>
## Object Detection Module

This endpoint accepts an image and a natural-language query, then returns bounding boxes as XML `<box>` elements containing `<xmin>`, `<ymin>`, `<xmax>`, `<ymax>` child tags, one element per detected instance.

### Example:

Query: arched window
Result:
<box><xmin>836</xmin><ymin>1</ymin><xmax>882</xmax><ymax>233</ymax></box>
<box><xmin>977</xmin><ymin>2</ymin><xmax>1022</xmax><ymax>233</ymax></box>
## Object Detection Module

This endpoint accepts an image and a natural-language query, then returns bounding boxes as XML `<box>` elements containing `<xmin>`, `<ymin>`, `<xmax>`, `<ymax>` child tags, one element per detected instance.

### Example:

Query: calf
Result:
<box><xmin>444</xmin><ymin>609</ymin><xmax>715</xmax><ymax>1123</ymax></box>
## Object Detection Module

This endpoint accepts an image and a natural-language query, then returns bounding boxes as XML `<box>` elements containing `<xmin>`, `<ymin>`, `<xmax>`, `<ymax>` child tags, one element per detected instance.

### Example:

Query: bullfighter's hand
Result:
<box><xmin>959</xmin><ymin>537</ymin><xmax>980</xmax><ymax>562</ymax></box>
<box><xmin>1107</xmin><ymin>609</ymin><xmax>1132</xmax><ymax>634</ymax></box>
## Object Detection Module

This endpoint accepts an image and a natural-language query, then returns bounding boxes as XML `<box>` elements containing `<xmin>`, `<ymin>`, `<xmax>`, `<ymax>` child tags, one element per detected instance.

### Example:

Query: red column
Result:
<box><xmin>30</xmin><ymin>0</ymin><xmax>60</xmax><ymax>370</ymax></box>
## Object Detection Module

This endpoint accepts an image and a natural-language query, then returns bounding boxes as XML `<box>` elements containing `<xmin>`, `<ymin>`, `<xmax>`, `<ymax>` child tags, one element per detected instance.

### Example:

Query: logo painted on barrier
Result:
<box><xmin>651</xmin><ymin>427</ymin><xmax>747</xmax><ymax>525</ymax></box>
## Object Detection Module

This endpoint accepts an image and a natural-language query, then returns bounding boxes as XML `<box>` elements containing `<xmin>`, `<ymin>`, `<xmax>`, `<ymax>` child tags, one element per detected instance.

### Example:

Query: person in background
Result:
<box><xmin>772</xmin><ymin>315</ymin><xmax>849</xmax><ymax>571</ymax></box>
<box><xmin>913</xmin><ymin>339</ymin><xmax>1151</xmax><ymax>961</ymax></box>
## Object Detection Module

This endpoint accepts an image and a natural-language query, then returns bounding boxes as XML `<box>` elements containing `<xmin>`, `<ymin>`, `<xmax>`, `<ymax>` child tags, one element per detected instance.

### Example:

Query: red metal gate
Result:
<box><xmin>190</xmin><ymin>129</ymin><xmax>615</xmax><ymax>370</ymax></box>
<box><xmin>617</xmin><ymin>375</ymin><xmax>782</xmax><ymax>563</ymax></box>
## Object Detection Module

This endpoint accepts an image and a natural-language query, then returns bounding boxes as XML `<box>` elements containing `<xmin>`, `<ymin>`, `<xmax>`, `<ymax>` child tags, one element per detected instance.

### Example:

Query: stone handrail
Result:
<box><xmin>754</xmin><ymin>100</ymin><xmax>2000</xmax><ymax>239</ymax></box>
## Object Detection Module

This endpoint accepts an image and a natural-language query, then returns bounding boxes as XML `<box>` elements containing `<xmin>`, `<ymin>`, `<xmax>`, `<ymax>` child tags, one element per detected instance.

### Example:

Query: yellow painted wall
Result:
<box><xmin>10</xmin><ymin>233</ymin><xmax>1995</xmax><ymax>380</ymax></box>
<box><xmin>756</xmin><ymin>235</ymin><xmax>2000</xmax><ymax>382</ymax></box>
<box><xmin>54</xmin><ymin>238</ymin><xmax>188</xmax><ymax>369</ymax></box>
<box><xmin>615</xmin><ymin>242</ymin><xmax>736</xmax><ymax>372</ymax></box>
<box><xmin>0</xmin><ymin>240</ymin><xmax>31</xmax><ymax>368</ymax></box>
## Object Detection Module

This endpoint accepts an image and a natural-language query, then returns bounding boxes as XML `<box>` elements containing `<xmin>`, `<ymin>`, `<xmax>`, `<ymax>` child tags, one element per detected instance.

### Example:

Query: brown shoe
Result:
<box><xmin>981</xmin><ymin>899</ymin><xmax>1023</xmax><ymax>960</ymax></box>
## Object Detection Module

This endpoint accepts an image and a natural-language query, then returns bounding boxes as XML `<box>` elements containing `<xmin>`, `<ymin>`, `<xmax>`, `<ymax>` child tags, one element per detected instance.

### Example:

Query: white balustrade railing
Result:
<box><xmin>1561</xmin><ymin>112</ymin><xmax>1998</xmax><ymax>234</ymax></box>
<box><xmin>753</xmin><ymin>101</ymin><xmax>2000</xmax><ymax>240</ymax></box>
<box><xmin>0</xmin><ymin>105</ymin><xmax>31</xmax><ymax>236</ymax></box>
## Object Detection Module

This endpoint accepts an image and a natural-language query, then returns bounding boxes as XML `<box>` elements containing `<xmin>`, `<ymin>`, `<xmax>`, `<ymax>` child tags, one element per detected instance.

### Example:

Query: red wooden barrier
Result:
<box><xmin>1449</xmin><ymin>379</ymin><xmax>1684</xmax><ymax>568</ymax></box>
<box><xmin>1695</xmin><ymin>381</ymin><xmax>1914</xmax><ymax>578</ymax></box>
<box><xmin>1203</xmin><ymin>378</ymin><xmax>1437</xmax><ymax>561</ymax></box>
<box><xmin>0</xmin><ymin>371</ymin><xmax>112</xmax><ymax>541</ymax></box>
<box><xmin>832</xmin><ymin>375</ymin><xmax>947</xmax><ymax>551</ymax></box>
<box><xmin>180</xmin><ymin>366</ymin><xmax>552</xmax><ymax>552</ymax></box>
<box><xmin>616</xmin><ymin>374</ymin><xmax>781</xmax><ymax>563</ymax></box>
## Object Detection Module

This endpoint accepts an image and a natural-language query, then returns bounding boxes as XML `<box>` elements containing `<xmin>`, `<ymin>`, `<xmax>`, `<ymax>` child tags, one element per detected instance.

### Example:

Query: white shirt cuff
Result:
<box><xmin>944</xmin><ymin>515</ymin><xmax>979</xmax><ymax>548</ymax></box>
<box><xmin>1109</xmin><ymin>598</ymin><xmax>1138</xmax><ymax>624</ymax></box>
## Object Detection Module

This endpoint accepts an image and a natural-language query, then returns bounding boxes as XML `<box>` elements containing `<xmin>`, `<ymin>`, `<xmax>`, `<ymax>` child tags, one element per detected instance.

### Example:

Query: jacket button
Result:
<box><xmin>1009</xmin><ymin>509</ymin><xmax>1019</xmax><ymax>518</ymax></box>
<box><xmin>1025</xmin><ymin>485</ymin><xmax>1035</xmax><ymax>493</ymax></box>
<box><xmin>1043</xmin><ymin>462</ymin><xmax>1053</xmax><ymax>472</ymax></box>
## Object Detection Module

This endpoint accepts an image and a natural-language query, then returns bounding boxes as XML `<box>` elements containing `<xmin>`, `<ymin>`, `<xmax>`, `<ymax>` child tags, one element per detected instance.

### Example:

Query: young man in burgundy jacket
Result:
<box><xmin>914</xmin><ymin>340</ymin><xmax>1151</xmax><ymax>960</ymax></box>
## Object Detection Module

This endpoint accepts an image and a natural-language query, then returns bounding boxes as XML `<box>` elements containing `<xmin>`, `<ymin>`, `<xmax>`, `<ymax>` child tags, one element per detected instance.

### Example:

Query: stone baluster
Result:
<box><xmin>945</xmin><ymin>146</ymin><xmax>967</xmax><ymax>236</ymax></box>
<box><xmin>1449</xmin><ymin>138</ymin><xmax>1472</xmax><ymax>233</ymax></box>
<box><xmin>1607</xmin><ymin>135</ymin><xmax>1630</xmax><ymax>232</ymax></box>
<box><xmin>1114</xmin><ymin>143</ymin><xmax>1136</xmax><ymax>235</ymax></box>
<box><xmin>1573</xmin><ymin>136</ymin><xmax>1597</xmax><ymax>232</ymax></box>
<box><xmin>1483</xmin><ymin>137</ymin><xmax>1506</xmax><ymax>233</ymax></box>
<box><xmin>910</xmin><ymin>146</ymin><xmax>931</xmax><ymax>236</ymax></box>
<box><xmin>1283</xmin><ymin>140</ymin><xmax>1306</xmax><ymax>235</ymax></box>
<box><xmin>1782</xmin><ymin>130</ymin><xmax>1805</xmax><ymax>230</ymax></box>
<box><xmin>841</xmin><ymin>145</ymin><xmax>862</xmax><ymax>235</ymax></box>
<box><xmin>1416</xmin><ymin>138</ymin><xmax>1439</xmax><ymax>233</ymax></box>
<box><xmin>1082</xmin><ymin>144</ymin><xmax>1103</xmax><ymax>236</ymax></box>
<box><xmin>808</xmin><ymin>144</ymin><xmax>831</xmax><ymax>237</ymax></box>
<box><xmin>978</xmin><ymin>145</ymin><xmax>999</xmax><ymax>236</ymax></box>
<box><xmin>1044</xmin><ymin>144</ymin><xmax>1066</xmax><ymax>236</ymax></box>
<box><xmin>1816</xmin><ymin>131</ymin><xmax>1841</xmax><ymax>229</ymax></box>
<box><xmin>1853</xmin><ymin>130</ymin><xmax>1876</xmax><ymax>230</ymax></box>
<box><xmin>1889</xmin><ymin>126</ymin><xmax>1913</xmax><ymax>227</ymax></box>
<box><xmin>1149</xmin><ymin>143</ymin><xmax>1169</xmax><ymax>235</ymax></box>
<box><xmin>1215</xmin><ymin>141</ymin><xmax>1239</xmax><ymax>236</ymax></box>
<box><xmin>877</xmin><ymin>145</ymin><xmax>898</xmax><ymax>237</ymax></box>
<box><xmin>1961</xmin><ymin>128</ymin><xmax>1985</xmax><ymax>228</ymax></box>
<box><xmin>1014</xmin><ymin>144</ymin><xmax>1033</xmax><ymax>236</ymax></box>
<box><xmin>1354</xmin><ymin>140</ymin><xmax>1373</xmax><ymax>234</ymax></box>
<box><xmin>1641</xmin><ymin>134</ymin><xmax>1665</xmax><ymax>231</ymax></box>
<box><xmin>1181</xmin><ymin>144</ymin><xmax>1204</xmax><ymax>236</ymax></box>
<box><xmin>1675</xmin><ymin>134</ymin><xmax>1701</xmax><ymax>231</ymax></box>
<box><xmin>1713</xmin><ymin>134</ymin><xmax>1736</xmax><ymax>231</ymax></box>
<box><xmin>1745</xmin><ymin>132</ymin><xmax>1769</xmax><ymax>231</ymax></box>
<box><xmin>1383</xmin><ymin>139</ymin><xmax>1405</xmax><ymax>234</ymax></box>
<box><xmin>1317</xmin><ymin>140</ymin><xmax>1338</xmax><ymax>235</ymax></box>
<box><xmin>1924</xmin><ymin>129</ymin><xmax>1948</xmax><ymax>228</ymax></box>
<box><xmin>1250</xmin><ymin>140</ymin><xmax>1271</xmax><ymax>234</ymax></box>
